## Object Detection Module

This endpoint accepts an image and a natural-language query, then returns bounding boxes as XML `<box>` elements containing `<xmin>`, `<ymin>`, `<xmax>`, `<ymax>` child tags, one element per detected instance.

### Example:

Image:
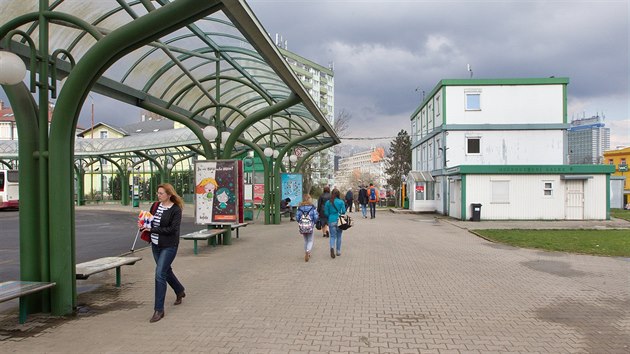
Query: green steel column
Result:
<box><xmin>121</xmin><ymin>170</ymin><xmax>130</xmax><ymax>205</ymax></box>
<box><xmin>38</xmin><ymin>0</ymin><xmax>52</xmax><ymax>301</ymax></box>
<box><xmin>3</xmin><ymin>83</ymin><xmax>46</xmax><ymax>313</ymax></box>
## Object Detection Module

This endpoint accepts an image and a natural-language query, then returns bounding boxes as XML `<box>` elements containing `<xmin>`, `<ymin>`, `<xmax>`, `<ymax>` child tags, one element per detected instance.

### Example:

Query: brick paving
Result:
<box><xmin>1</xmin><ymin>208</ymin><xmax>629</xmax><ymax>353</ymax></box>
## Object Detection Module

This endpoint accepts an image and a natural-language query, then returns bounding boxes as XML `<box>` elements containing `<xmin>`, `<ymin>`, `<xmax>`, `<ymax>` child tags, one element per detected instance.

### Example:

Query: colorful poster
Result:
<box><xmin>281</xmin><ymin>173</ymin><xmax>302</xmax><ymax>207</ymax></box>
<box><xmin>194</xmin><ymin>160</ymin><xmax>240</xmax><ymax>225</ymax></box>
<box><xmin>253</xmin><ymin>184</ymin><xmax>265</xmax><ymax>204</ymax></box>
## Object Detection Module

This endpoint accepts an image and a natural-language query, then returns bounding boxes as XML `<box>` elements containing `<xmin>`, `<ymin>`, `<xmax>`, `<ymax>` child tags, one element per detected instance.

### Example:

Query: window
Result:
<box><xmin>543</xmin><ymin>181</ymin><xmax>553</xmax><ymax>197</ymax></box>
<box><xmin>491</xmin><ymin>180</ymin><xmax>510</xmax><ymax>203</ymax></box>
<box><xmin>465</xmin><ymin>92</ymin><xmax>481</xmax><ymax>110</ymax></box>
<box><xmin>99</xmin><ymin>130</ymin><xmax>108</xmax><ymax>139</ymax></box>
<box><xmin>467</xmin><ymin>137</ymin><xmax>480</xmax><ymax>154</ymax></box>
<box><xmin>609</xmin><ymin>159</ymin><xmax>614</xmax><ymax>165</ymax></box>
<box><xmin>435</xmin><ymin>96</ymin><xmax>440</xmax><ymax>116</ymax></box>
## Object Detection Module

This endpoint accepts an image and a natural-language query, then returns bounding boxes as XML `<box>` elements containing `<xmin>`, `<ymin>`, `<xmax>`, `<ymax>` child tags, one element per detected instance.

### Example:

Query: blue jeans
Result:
<box><xmin>360</xmin><ymin>204</ymin><xmax>367</xmax><ymax>218</ymax></box>
<box><xmin>151</xmin><ymin>244</ymin><xmax>185</xmax><ymax>311</ymax></box>
<box><xmin>303</xmin><ymin>233</ymin><xmax>314</xmax><ymax>252</ymax></box>
<box><xmin>328</xmin><ymin>222</ymin><xmax>343</xmax><ymax>253</ymax></box>
<box><xmin>369</xmin><ymin>202</ymin><xmax>376</xmax><ymax>218</ymax></box>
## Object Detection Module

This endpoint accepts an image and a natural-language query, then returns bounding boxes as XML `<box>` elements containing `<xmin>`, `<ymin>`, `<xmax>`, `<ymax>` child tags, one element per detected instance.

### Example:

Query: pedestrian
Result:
<box><xmin>324</xmin><ymin>188</ymin><xmax>347</xmax><ymax>258</ymax></box>
<box><xmin>296</xmin><ymin>194</ymin><xmax>319</xmax><ymax>262</ymax></box>
<box><xmin>317</xmin><ymin>186</ymin><xmax>331</xmax><ymax>237</ymax></box>
<box><xmin>358</xmin><ymin>184</ymin><xmax>368</xmax><ymax>218</ymax></box>
<box><xmin>344</xmin><ymin>188</ymin><xmax>354</xmax><ymax>212</ymax></box>
<box><xmin>281</xmin><ymin>197</ymin><xmax>295</xmax><ymax>221</ymax></box>
<box><xmin>367</xmin><ymin>182</ymin><xmax>379</xmax><ymax>219</ymax></box>
<box><xmin>138</xmin><ymin>183</ymin><xmax>186</xmax><ymax>323</ymax></box>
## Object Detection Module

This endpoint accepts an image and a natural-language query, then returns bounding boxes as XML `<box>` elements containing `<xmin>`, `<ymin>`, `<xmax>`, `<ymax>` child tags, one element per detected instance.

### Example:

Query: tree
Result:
<box><xmin>385</xmin><ymin>130</ymin><xmax>411</xmax><ymax>206</ymax></box>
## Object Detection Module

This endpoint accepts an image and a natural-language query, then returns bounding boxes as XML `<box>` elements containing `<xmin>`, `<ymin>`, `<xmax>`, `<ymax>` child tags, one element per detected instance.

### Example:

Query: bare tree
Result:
<box><xmin>332</xmin><ymin>109</ymin><xmax>351</xmax><ymax>155</ymax></box>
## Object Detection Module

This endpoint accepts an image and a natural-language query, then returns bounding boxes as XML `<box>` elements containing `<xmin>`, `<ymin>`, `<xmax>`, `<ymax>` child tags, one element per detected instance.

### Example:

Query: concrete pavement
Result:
<box><xmin>1</xmin><ymin>206</ymin><xmax>629</xmax><ymax>353</ymax></box>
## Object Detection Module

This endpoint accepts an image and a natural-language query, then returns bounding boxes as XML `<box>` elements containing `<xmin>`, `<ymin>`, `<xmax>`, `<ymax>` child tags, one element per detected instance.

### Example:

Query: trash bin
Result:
<box><xmin>133</xmin><ymin>198</ymin><xmax>139</xmax><ymax>208</ymax></box>
<box><xmin>470</xmin><ymin>203</ymin><xmax>482</xmax><ymax>221</ymax></box>
<box><xmin>403</xmin><ymin>197</ymin><xmax>409</xmax><ymax>209</ymax></box>
<box><xmin>244</xmin><ymin>202</ymin><xmax>253</xmax><ymax>221</ymax></box>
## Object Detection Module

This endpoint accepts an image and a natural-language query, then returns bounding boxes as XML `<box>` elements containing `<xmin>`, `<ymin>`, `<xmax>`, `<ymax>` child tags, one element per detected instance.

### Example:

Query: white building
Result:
<box><xmin>408</xmin><ymin>78</ymin><xmax>614</xmax><ymax>220</ymax></box>
<box><xmin>567</xmin><ymin>115</ymin><xmax>610</xmax><ymax>164</ymax></box>
<box><xmin>336</xmin><ymin>147</ymin><xmax>387</xmax><ymax>189</ymax></box>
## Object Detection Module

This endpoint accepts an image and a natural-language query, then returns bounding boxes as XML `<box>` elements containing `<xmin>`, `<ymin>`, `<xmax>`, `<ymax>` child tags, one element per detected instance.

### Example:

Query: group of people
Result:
<box><xmin>137</xmin><ymin>182</ymin><xmax>382</xmax><ymax>323</ymax></box>
<box><xmin>343</xmin><ymin>183</ymin><xmax>379</xmax><ymax>219</ymax></box>
<box><xmin>295</xmin><ymin>183</ymin><xmax>380</xmax><ymax>262</ymax></box>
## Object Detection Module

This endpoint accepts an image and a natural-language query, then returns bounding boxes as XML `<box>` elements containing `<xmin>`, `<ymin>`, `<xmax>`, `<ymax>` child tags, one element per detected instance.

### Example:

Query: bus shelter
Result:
<box><xmin>0</xmin><ymin>0</ymin><xmax>339</xmax><ymax>318</ymax></box>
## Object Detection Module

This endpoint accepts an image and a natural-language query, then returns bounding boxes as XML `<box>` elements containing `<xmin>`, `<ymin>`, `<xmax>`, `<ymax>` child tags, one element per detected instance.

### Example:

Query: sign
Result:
<box><xmin>416</xmin><ymin>185</ymin><xmax>425</xmax><ymax>192</ymax></box>
<box><xmin>253</xmin><ymin>184</ymin><xmax>265</xmax><ymax>204</ymax></box>
<box><xmin>280</xmin><ymin>173</ymin><xmax>303</xmax><ymax>207</ymax></box>
<box><xmin>194</xmin><ymin>160</ymin><xmax>241</xmax><ymax>225</ymax></box>
<box><xmin>619</xmin><ymin>164</ymin><xmax>628</xmax><ymax>172</ymax></box>
<box><xmin>294</xmin><ymin>147</ymin><xmax>303</xmax><ymax>157</ymax></box>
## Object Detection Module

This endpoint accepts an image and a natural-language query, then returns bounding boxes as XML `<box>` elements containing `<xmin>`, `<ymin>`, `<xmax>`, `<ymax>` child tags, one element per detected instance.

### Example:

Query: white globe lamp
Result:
<box><xmin>272</xmin><ymin>150</ymin><xmax>279</xmax><ymax>159</ymax></box>
<box><xmin>0</xmin><ymin>51</ymin><xmax>26</xmax><ymax>85</ymax></box>
<box><xmin>202</xmin><ymin>125</ymin><xmax>218</xmax><ymax>141</ymax></box>
<box><xmin>263</xmin><ymin>147</ymin><xmax>273</xmax><ymax>157</ymax></box>
<box><xmin>289</xmin><ymin>154</ymin><xmax>298</xmax><ymax>163</ymax></box>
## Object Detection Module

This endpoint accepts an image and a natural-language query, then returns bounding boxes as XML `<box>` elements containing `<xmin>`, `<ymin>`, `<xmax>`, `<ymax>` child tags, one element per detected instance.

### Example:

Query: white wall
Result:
<box><xmin>445</xmin><ymin>85</ymin><xmax>565</xmax><ymax>124</ymax></box>
<box><xmin>445</xmin><ymin>130</ymin><xmax>565</xmax><ymax>166</ymax></box>
<box><xmin>460</xmin><ymin>174</ymin><xmax>608</xmax><ymax>220</ymax></box>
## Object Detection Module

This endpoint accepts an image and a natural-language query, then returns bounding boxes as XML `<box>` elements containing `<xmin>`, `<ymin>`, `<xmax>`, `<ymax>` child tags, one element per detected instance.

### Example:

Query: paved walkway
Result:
<box><xmin>1</xmin><ymin>207</ymin><xmax>629</xmax><ymax>353</ymax></box>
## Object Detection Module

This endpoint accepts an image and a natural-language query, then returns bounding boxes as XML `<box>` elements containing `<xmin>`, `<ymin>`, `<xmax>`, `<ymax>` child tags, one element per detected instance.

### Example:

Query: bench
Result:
<box><xmin>180</xmin><ymin>229</ymin><xmax>226</xmax><ymax>255</ymax></box>
<box><xmin>75</xmin><ymin>256</ymin><xmax>142</xmax><ymax>287</ymax></box>
<box><xmin>0</xmin><ymin>281</ymin><xmax>56</xmax><ymax>323</ymax></box>
<box><xmin>230</xmin><ymin>222</ymin><xmax>249</xmax><ymax>238</ymax></box>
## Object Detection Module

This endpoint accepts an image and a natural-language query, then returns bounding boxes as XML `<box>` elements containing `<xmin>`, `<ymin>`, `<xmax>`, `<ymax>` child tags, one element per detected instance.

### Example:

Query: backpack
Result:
<box><xmin>298</xmin><ymin>206</ymin><xmax>315</xmax><ymax>234</ymax></box>
<box><xmin>369</xmin><ymin>187</ymin><xmax>376</xmax><ymax>202</ymax></box>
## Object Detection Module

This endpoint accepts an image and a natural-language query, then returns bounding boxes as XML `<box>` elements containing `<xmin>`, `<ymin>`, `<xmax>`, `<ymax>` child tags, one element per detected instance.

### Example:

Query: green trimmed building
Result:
<box><xmin>407</xmin><ymin>78</ymin><xmax>614</xmax><ymax>220</ymax></box>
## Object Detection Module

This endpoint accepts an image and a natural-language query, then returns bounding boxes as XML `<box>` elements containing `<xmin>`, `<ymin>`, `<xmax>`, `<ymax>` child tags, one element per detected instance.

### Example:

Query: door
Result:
<box><xmin>565</xmin><ymin>180</ymin><xmax>584</xmax><ymax>220</ymax></box>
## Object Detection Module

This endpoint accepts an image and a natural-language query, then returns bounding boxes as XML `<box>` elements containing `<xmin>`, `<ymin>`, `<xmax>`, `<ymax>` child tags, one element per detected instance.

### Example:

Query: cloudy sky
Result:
<box><xmin>248</xmin><ymin>0</ymin><xmax>629</xmax><ymax>148</ymax></box>
<box><xmin>0</xmin><ymin>0</ymin><xmax>627</xmax><ymax>150</ymax></box>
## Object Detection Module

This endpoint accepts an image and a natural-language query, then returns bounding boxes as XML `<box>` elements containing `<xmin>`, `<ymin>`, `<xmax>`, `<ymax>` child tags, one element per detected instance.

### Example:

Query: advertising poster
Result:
<box><xmin>253</xmin><ymin>184</ymin><xmax>265</xmax><ymax>204</ymax></box>
<box><xmin>280</xmin><ymin>173</ymin><xmax>302</xmax><ymax>207</ymax></box>
<box><xmin>194</xmin><ymin>160</ymin><xmax>240</xmax><ymax>225</ymax></box>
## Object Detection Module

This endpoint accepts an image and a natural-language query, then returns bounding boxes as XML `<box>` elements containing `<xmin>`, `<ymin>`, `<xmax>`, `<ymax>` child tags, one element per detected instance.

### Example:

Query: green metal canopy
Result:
<box><xmin>0</xmin><ymin>0</ymin><xmax>339</xmax><ymax>319</ymax></box>
<box><xmin>1</xmin><ymin>0</ymin><xmax>339</xmax><ymax>152</ymax></box>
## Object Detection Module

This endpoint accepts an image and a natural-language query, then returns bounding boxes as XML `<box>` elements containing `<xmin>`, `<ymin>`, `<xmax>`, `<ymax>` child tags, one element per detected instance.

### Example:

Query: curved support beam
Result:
<box><xmin>48</xmin><ymin>0</ymin><xmax>223</xmax><ymax>316</ymax></box>
<box><xmin>3</xmin><ymin>82</ymin><xmax>48</xmax><ymax>314</ymax></box>
<box><xmin>222</xmin><ymin>93</ymin><xmax>301</xmax><ymax>159</ymax></box>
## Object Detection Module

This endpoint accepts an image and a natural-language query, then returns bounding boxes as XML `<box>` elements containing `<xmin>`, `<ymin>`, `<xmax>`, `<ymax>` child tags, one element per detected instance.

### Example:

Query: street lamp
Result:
<box><xmin>263</xmin><ymin>147</ymin><xmax>273</xmax><ymax>158</ymax></box>
<box><xmin>203</xmin><ymin>125</ymin><xmax>218</xmax><ymax>141</ymax></box>
<box><xmin>0</xmin><ymin>51</ymin><xmax>27</xmax><ymax>85</ymax></box>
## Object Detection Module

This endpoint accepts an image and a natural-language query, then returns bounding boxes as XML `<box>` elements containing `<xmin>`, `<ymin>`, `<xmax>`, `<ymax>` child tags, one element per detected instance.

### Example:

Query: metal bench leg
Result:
<box><xmin>19</xmin><ymin>297</ymin><xmax>27</xmax><ymax>324</ymax></box>
<box><xmin>210</xmin><ymin>236</ymin><xmax>217</xmax><ymax>246</ymax></box>
<box><xmin>235</xmin><ymin>228</ymin><xmax>239</xmax><ymax>238</ymax></box>
<box><xmin>115</xmin><ymin>267</ymin><xmax>121</xmax><ymax>287</ymax></box>
<box><xmin>224</xmin><ymin>227</ymin><xmax>232</xmax><ymax>245</ymax></box>
<box><xmin>193</xmin><ymin>240</ymin><xmax>198</xmax><ymax>255</ymax></box>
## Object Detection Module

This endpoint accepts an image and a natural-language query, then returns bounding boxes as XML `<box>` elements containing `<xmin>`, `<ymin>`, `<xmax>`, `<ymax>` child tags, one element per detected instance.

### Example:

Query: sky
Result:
<box><xmin>1</xmin><ymin>0</ymin><xmax>628</xmax><ymax>150</ymax></box>
<box><xmin>247</xmin><ymin>0</ymin><xmax>629</xmax><ymax>149</ymax></box>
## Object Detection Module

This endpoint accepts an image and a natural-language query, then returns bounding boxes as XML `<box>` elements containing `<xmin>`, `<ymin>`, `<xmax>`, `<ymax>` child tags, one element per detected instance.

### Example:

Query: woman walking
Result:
<box><xmin>296</xmin><ymin>194</ymin><xmax>319</xmax><ymax>262</ymax></box>
<box><xmin>138</xmin><ymin>183</ymin><xmax>186</xmax><ymax>323</ymax></box>
<box><xmin>324</xmin><ymin>188</ymin><xmax>347</xmax><ymax>259</ymax></box>
<box><xmin>317</xmin><ymin>186</ymin><xmax>331</xmax><ymax>237</ymax></box>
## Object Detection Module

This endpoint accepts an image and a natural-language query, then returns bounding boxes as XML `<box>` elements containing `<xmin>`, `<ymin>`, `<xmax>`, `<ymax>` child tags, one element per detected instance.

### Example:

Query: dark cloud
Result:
<box><xmin>249</xmin><ymin>0</ymin><xmax>628</xmax><ymax>145</ymax></box>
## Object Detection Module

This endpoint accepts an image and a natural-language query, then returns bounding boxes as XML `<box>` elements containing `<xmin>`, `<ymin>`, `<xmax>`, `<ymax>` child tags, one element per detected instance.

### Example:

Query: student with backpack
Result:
<box><xmin>368</xmin><ymin>183</ymin><xmax>379</xmax><ymax>219</ymax></box>
<box><xmin>296</xmin><ymin>194</ymin><xmax>319</xmax><ymax>262</ymax></box>
<box><xmin>324</xmin><ymin>188</ymin><xmax>347</xmax><ymax>259</ymax></box>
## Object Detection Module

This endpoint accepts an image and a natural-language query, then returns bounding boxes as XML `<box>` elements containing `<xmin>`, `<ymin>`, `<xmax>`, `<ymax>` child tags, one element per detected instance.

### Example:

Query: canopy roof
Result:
<box><xmin>0</xmin><ymin>0</ymin><xmax>339</xmax><ymax>156</ymax></box>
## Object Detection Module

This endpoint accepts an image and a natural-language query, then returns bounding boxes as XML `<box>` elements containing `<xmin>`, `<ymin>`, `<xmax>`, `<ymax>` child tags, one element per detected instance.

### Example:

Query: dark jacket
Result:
<box><xmin>317</xmin><ymin>192</ymin><xmax>331</xmax><ymax>221</ymax></box>
<box><xmin>345</xmin><ymin>190</ymin><xmax>354</xmax><ymax>201</ymax></box>
<box><xmin>151</xmin><ymin>203</ymin><xmax>182</xmax><ymax>248</ymax></box>
<box><xmin>358</xmin><ymin>187</ymin><xmax>368</xmax><ymax>205</ymax></box>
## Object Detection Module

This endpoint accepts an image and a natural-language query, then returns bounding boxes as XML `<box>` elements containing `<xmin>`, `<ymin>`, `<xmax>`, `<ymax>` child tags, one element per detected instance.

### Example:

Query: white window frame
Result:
<box><xmin>543</xmin><ymin>181</ymin><xmax>554</xmax><ymax>198</ymax></box>
<box><xmin>465</xmin><ymin>91</ymin><xmax>481</xmax><ymax>111</ymax></box>
<box><xmin>466</xmin><ymin>137</ymin><xmax>481</xmax><ymax>155</ymax></box>
<box><xmin>491</xmin><ymin>180</ymin><xmax>510</xmax><ymax>204</ymax></box>
<box><xmin>99</xmin><ymin>130</ymin><xmax>108</xmax><ymax>139</ymax></box>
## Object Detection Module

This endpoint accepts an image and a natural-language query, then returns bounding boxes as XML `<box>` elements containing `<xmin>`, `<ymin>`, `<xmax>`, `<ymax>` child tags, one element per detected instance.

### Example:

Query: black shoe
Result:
<box><xmin>174</xmin><ymin>291</ymin><xmax>186</xmax><ymax>305</ymax></box>
<box><xmin>330</xmin><ymin>248</ymin><xmax>335</xmax><ymax>259</ymax></box>
<box><xmin>150</xmin><ymin>310</ymin><xmax>164</xmax><ymax>323</ymax></box>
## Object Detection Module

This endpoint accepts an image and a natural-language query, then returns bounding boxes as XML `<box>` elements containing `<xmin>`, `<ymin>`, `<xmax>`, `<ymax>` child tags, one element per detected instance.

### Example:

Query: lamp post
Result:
<box><xmin>263</xmin><ymin>147</ymin><xmax>275</xmax><ymax>224</ymax></box>
<box><xmin>203</xmin><ymin>125</ymin><xmax>218</xmax><ymax>158</ymax></box>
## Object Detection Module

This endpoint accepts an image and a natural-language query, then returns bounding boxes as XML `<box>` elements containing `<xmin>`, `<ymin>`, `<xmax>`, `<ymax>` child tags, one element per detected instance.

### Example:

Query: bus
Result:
<box><xmin>0</xmin><ymin>169</ymin><xmax>19</xmax><ymax>209</ymax></box>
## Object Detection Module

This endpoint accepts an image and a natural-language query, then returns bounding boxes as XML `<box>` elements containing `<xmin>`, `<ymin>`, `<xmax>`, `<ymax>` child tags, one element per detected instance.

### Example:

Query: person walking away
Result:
<box><xmin>344</xmin><ymin>189</ymin><xmax>354</xmax><ymax>212</ymax></box>
<box><xmin>324</xmin><ymin>188</ymin><xmax>347</xmax><ymax>258</ymax></box>
<box><xmin>296</xmin><ymin>194</ymin><xmax>319</xmax><ymax>262</ymax></box>
<box><xmin>138</xmin><ymin>183</ymin><xmax>186</xmax><ymax>323</ymax></box>
<box><xmin>358</xmin><ymin>185</ymin><xmax>368</xmax><ymax>219</ymax></box>
<box><xmin>317</xmin><ymin>186</ymin><xmax>331</xmax><ymax>237</ymax></box>
<box><xmin>367</xmin><ymin>183</ymin><xmax>379</xmax><ymax>219</ymax></box>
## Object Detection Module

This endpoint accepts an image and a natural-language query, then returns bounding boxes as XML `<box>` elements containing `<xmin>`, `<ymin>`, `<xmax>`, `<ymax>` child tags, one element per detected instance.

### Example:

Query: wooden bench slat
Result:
<box><xmin>0</xmin><ymin>281</ymin><xmax>56</xmax><ymax>303</ymax></box>
<box><xmin>76</xmin><ymin>256</ymin><xmax>142</xmax><ymax>279</ymax></box>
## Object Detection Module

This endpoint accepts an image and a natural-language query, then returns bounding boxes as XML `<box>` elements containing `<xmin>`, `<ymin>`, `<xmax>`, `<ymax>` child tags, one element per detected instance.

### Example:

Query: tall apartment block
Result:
<box><xmin>276</xmin><ymin>38</ymin><xmax>335</xmax><ymax>186</ymax></box>
<box><xmin>567</xmin><ymin>115</ymin><xmax>610</xmax><ymax>164</ymax></box>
